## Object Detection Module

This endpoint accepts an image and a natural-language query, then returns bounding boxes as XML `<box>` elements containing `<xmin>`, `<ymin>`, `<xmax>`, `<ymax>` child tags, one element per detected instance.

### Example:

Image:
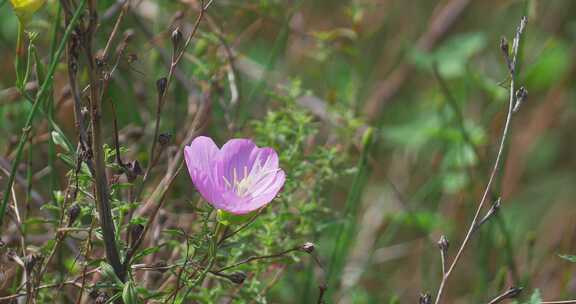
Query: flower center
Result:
<box><xmin>222</xmin><ymin>158</ymin><xmax>278</xmax><ymax>197</ymax></box>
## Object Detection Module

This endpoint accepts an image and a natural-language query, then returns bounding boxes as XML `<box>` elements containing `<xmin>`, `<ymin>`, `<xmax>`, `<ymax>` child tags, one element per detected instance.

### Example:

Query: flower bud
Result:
<box><xmin>419</xmin><ymin>293</ymin><xmax>431</xmax><ymax>304</ymax></box>
<box><xmin>513</xmin><ymin>86</ymin><xmax>528</xmax><ymax>113</ymax></box>
<box><xmin>227</xmin><ymin>271</ymin><xmax>247</xmax><ymax>285</ymax></box>
<box><xmin>171</xmin><ymin>28</ymin><xmax>183</xmax><ymax>51</ymax></box>
<box><xmin>500</xmin><ymin>37</ymin><xmax>509</xmax><ymax>56</ymax></box>
<box><xmin>158</xmin><ymin>133</ymin><xmax>172</xmax><ymax>146</ymax></box>
<box><xmin>301</xmin><ymin>242</ymin><xmax>316</xmax><ymax>254</ymax></box>
<box><xmin>437</xmin><ymin>235</ymin><xmax>449</xmax><ymax>253</ymax></box>
<box><xmin>10</xmin><ymin>0</ymin><xmax>46</xmax><ymax>23</ymax></box>
<box><xmin>67</xmin><ymin>203</ymin><xmax>81</xmax><ymax>227</ymax></box>
<box><xmin>156</xmin><ymin>77</ymin><xmax>168</xmax><ymax>97</ymax></box>
<box><xmin>125</xmin><ymin>159</ymin><xmax>143</xmax><ymax>181</ymax></box>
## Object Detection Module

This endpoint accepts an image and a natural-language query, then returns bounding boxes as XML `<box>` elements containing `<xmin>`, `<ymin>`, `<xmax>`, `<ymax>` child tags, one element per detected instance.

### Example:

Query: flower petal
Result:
<box><xmin>221</xmin><ymin>169</ymin><xmax>285</xmax><ymax>214</ymax></box>
<box><xmin>245</xmin><ymin>169</ymin><xmax>285</xmax><ymax>209</ymax></box>
<box><xmin>184</xmin><ymin>136</ymin><xmax>221</xmax><ymax>204</ymax></box>
<box><xmin>184</xmin><ymin>137</ymin><xmax>286</xmax><ymax>214</ymax></box>
<box><xmin>216</xmin><ymin>139</ymin><xmax>258</xmax><ymax>188</ymax></box>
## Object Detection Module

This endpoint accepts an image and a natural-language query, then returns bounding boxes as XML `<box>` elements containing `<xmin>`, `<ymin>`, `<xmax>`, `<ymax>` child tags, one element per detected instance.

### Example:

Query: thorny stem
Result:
<box><xmin>433</xmin><ymin>16</ymin><xmax>527</xmax><ymax>304</ymax></box>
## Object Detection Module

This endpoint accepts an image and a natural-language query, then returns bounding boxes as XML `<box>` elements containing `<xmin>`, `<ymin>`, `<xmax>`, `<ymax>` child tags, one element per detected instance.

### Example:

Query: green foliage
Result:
<box><xmin>411</xmin><ymin>32</ymin><xmax>487</xmax><ymax>78</ymax></box>
<box><xmin>524</xmin><ymin>38</ymin><xmax>570</xmax><ymax>90</ymax></box>
<box><xmin>514</xmin><ymin>289</ymin><xmax>541</xmax><ymax>304</ymax></box>
<box><xmin>1</xmin><ymin>1</ymin><xmax>574</xmax><ymax>303</ymax></box>
<box><xmin>558</xmin><ymin>254</ymin><xmax>576</xmax><ymax>263</ymax></box>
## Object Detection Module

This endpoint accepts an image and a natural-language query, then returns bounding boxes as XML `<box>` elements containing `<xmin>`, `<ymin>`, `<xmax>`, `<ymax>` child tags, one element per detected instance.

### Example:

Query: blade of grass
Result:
<box><xmin>326</xmin><ymin>128</ymin><xmax>375</xmax><ymax>297</ymax></box>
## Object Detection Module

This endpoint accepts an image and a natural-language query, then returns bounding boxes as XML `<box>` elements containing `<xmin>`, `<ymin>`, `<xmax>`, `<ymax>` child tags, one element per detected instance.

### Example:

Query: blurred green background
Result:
<box><xmin>1</xmin><ymin>0</ymin><xmax>576</xmax><ymax>303</ymax></box>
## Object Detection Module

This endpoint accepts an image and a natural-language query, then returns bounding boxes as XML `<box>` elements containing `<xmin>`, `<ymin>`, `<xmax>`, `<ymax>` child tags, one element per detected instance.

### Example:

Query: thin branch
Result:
<box><xmin>217</xmin><ymin>209</ymin><xmax>262</xmax><ymax>246</ymax></box>
<box><xmin>143</xmin><ymin>0</ymin><xmax>213</xmax><ymax>181</ymax></box>
<box><xmin>433</xmin><ymin>16</ymin><xmax>528</xmax><ymax>304</ymax></box>
<box><xmin>487</xmin><ymin>287</ymin><xmax>522</xmax><ymax>304</ymax></box>
<box><xmin>216</xmin><ymin>246</ymin><xmax>301</xmax><ymax>273</ymax></box>
<box><xmin>101</xmin><ymin>0</ymin><xmax>130</xmax><ymax>61</ymax></box>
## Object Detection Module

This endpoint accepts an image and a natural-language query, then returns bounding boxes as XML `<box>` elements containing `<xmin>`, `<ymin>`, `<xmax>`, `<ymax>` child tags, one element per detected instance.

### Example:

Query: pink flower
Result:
<box><xmin>184</xmin><ymin>136</ymin><xmax>286</xmax><ymax>214</ymax></box>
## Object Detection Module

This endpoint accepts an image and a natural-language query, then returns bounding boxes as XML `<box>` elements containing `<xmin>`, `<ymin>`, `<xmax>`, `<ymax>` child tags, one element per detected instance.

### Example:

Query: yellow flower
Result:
<box><xmin>10</xmin><ymin>0</ymin><xmax>46</xmax><ymax>22</ymax></box>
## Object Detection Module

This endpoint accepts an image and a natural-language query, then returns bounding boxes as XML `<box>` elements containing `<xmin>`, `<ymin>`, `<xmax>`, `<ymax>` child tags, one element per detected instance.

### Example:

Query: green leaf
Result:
<box><xmin>132</xmin><ymin>246</ymin><xmax>162</xmax><ymax>262</ymax></box>
<box><xmin>51</xmin><ymin>131</ymin><xmax>71</xmax><ymax>153</ymax></box>
<box><xmin>104</xmin><ymin>293</ymin><xmax>122</xmax><ymax>304</ymax></box>
<box><xmin>383</xmin><ymin>113</ymin><xmax>442</xmax><ymax>150</ymax></box>
<box><xmin>100</xmin><ymin>262</ymin><xmax>124</xmax><ymax>288</ymax></box>
<box><xmin>410</xmin><ymin>32</ymin><xmax>486</xmax><ymax>78</ymax></box>
<box><xmin>559</xmin><ymin>254</ymin><xmax>576</xmax><ymax>263</ymax></box>
<box><xmin>216</xmin><ymin>209</ymin><xmax>255</xmax><ymax>226</ymax></box>
<box><xmin>525</xmin><ymin>289</ymin><xmax>541</xmax><ymax>304</ymax></box>
<box><xmin>122</xmin><ymin>281</ymin><xmax>141</xmax><ymax>304</ymax></box>
<box><xmin>524</xmin><ymin>39</ymin><xmax>569</xmax><ymax>91</ymax></box>
<box><xmin>442</xmin><ymin>171</ymin><xmax>469</xmax><ymax>194</ymax></box>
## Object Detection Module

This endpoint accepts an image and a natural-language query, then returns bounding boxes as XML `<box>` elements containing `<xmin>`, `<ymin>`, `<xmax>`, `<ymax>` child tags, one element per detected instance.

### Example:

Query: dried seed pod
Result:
<box><xmin>67</xmin><ymin>203</ymin><xmax>81</xmax><ymax>227</ymax></box>
<box><xmin>419</xmin><ymin>293</ymin><xmax>432</xmax><ymax>304</ymax></box>
<box><xmin>171</xmin><ymin>28</ymin><xmax>183</xmax><ymax>51</ymax></box>
<box><xmin>227</xmin><ymin>271</ymin><xmax>247</xmax><ymax>285</ymax></box>
<box><xmin>156</xmin><ymin>77</ymin><xmax>168</xmax><ymax>97</ymax></box>
<box><xmin>158</xmin><ymin>133</ymin><xmax>172</xmax><ymax>146</ymax></box>
<box><xmin>437</xmin><ymin>235</ymin><xmax>449</xmax><ymax>253</ymax></box>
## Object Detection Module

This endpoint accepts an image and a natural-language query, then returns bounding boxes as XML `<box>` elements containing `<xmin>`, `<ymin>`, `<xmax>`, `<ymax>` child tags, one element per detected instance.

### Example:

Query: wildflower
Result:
<box><xmin>184</xmin><ymin>136</ymin><xmax>285</xmax><ymax>214</ymax></box>
<box><xmin>10</xmin><ymin>0</ymin><xmax>46</xmax><ymax>23</ymax></box>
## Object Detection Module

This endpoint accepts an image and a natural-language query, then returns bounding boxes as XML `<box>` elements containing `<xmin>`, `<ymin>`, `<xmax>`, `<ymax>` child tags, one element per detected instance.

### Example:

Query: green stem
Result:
<box><xmin>0</xmin><ymin>0</ymin><xmax>87</xmax><ymax>228</ymax></box>
<box><xmin>15</xmin><ymin>20</ymin><xmax>26</xmax><ymax>87</ymax></box>
<box><xmin>47</xmin><ymin>5</ymin><xmax>61</xmax><ymax>204</ymax></box>
<box><xmin>179</xmin><ymin>222</ymin><xmax>223</xmax><ymax>302</ymax></box>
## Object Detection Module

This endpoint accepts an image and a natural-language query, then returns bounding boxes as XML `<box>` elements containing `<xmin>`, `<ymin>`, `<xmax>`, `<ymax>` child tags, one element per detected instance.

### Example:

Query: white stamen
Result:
<box><xmin>221</xmin><ymin>155</ymin><xmax>279</xmax><ymax>197</ymax></box>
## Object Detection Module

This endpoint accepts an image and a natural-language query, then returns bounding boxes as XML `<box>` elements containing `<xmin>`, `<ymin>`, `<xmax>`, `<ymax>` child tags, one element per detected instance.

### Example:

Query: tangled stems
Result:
<box><xmin>0</xmin><ymin>0</ymin><xmax>87</xmax><ymax>228</ymax></box>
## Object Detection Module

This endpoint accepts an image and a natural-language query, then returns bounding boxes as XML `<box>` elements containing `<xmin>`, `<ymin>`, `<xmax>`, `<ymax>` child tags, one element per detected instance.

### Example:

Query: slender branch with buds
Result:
<box><xmin>433</xmin><ymin>16</ymin><xmax>528</xmax><ymax>304</ymax></box>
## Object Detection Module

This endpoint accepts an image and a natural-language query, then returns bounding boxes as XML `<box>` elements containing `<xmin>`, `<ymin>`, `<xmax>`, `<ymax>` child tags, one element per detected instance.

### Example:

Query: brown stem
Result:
<box><xmin>82</xmin><ymin>0</ymin><xmax>123</xmax><ymax>279</ymax></box>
